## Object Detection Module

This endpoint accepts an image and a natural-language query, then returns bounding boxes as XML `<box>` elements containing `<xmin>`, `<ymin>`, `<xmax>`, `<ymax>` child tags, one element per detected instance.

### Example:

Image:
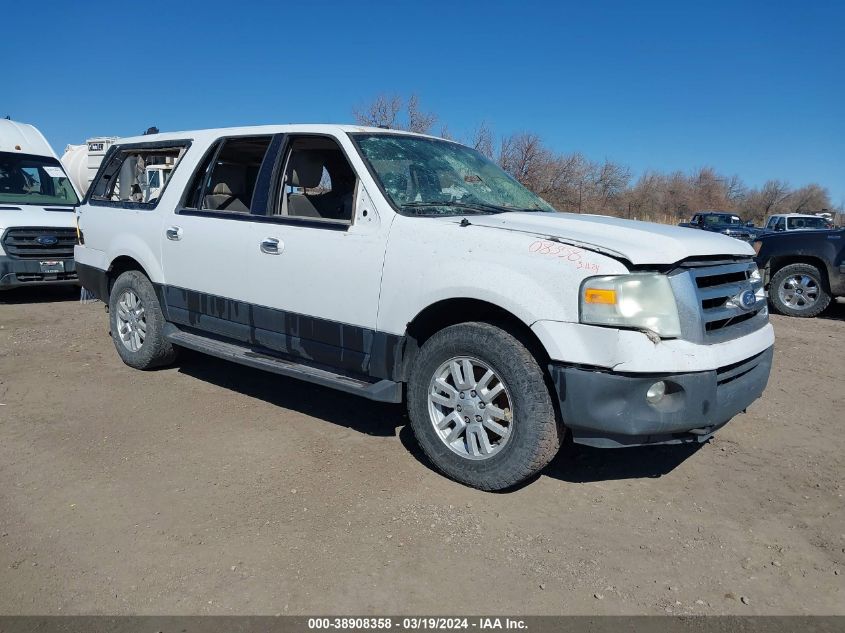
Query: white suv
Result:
<box><xmin>75</xmin><ymin>125</ymin><xmax>775</xmax><ymax>490</ymax></box>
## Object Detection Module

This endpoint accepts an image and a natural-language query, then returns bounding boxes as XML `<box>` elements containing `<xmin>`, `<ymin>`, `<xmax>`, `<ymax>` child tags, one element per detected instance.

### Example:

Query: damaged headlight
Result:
<box><xmin>579</xmin><ymin>273</ymin><xmax>681</xmax><ymax>338</ymax></box>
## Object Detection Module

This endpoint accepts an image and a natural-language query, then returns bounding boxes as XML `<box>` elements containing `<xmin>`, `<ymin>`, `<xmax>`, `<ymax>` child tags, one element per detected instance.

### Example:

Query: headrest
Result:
<box><xmin>209</xmin><ymin>164</ymin><xmax>245</xmax><ymax>196</ymax></box>
<box><xmin>289</xmin><ymin>151</ymin><xmax>324</xmax><ymax>189</ymax></box>
<box><xmin>212</xmin><ymin>181</ymin><xmax>233</xmax><ymax>196</ymax></box>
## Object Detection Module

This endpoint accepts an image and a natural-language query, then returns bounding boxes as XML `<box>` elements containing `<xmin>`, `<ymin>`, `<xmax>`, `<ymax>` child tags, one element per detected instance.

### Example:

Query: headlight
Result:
<box><xmin>580</xmin><ymin>273</ymin><xmax>681</xmax><ymax>338</ymax></box>
<box><xmin>0</xmin><ymin>227</ymin><xmax>5</xmax><ymax>256</ymax></box>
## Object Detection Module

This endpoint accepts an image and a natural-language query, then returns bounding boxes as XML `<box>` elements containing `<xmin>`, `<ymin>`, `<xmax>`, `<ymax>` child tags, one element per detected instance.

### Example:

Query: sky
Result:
<box><xmin>3</xmin><ymin>0</ymin><xmax>843</xmax><ymax>203</ymax></box>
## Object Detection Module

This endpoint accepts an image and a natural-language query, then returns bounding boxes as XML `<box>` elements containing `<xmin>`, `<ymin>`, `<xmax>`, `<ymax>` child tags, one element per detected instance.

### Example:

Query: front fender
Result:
<box><xmin>377</xmin><ymin>215</ymin><xmax>628</xmax><ymax>336</ymax></box>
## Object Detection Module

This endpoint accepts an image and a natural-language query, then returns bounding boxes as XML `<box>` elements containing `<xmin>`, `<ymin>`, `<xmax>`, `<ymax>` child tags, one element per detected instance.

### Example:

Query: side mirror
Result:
<box><xmin>745</xmin><ymin>221</ymin><xmax>755</xmax><ymax>227</ymax></box>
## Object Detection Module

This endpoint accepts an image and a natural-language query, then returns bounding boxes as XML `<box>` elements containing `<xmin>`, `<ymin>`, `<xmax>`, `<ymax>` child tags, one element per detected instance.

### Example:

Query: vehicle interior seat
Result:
<box><xmin>204</xmin><ymin>164</ymin><xmax>249</xmax><ymax>212</ymax></box>
<box><xmin>286</xmin><ymin>149</ymin><xmax>354</xmax><ymax>221</ymax></box>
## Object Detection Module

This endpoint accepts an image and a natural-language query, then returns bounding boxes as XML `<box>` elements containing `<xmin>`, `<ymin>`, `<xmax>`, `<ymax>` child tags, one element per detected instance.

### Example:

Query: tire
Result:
<box><xmin>768</xmin><ymin>263</ymin><xmax>831</xmax><ymax>318</ymax></box>
<box><xmin>108</xmin><ymin>270</ymin><xmax>177</xmax><ymax>369</ymax></box>
<box><xmin>407</xmin><ymin>322</ymin><xmax>561</xmax><ymax>491</ymax></box>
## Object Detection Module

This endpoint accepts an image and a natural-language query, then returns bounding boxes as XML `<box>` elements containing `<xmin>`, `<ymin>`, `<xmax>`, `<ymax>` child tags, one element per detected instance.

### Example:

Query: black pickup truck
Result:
<box><xmin>679</xmin><ymin>211</ymin><xmax>761</xmax><ymax>241</ymax></box>
<box><xmin>754</xmin><ymin>228</ymin><xmax>845</xmax><ymax>317</ymax></box>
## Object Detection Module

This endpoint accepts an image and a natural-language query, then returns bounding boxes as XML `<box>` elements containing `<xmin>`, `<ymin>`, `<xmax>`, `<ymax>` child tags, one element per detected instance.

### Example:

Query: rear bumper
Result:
<box><xmin>549</xmin><ymin>346</ymin><xmax>773</xmax><ymax>448</ymax></box>
<box><xmin>0</xmin><ymin>255</ymin><xmax>78</xmax><ymax>289</ymax></box>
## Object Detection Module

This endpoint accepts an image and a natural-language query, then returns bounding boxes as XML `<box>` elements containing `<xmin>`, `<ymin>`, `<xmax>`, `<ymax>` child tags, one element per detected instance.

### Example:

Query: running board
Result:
<box><xmin>166</xmin><ymin>330</ymin><xmax>402</xmax><ymax>403</ymax></box>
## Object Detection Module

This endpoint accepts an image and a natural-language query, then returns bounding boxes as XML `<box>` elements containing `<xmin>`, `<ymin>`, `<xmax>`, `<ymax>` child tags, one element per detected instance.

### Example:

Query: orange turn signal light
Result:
<box><xmin>584</xmin><ymin>288</ymin><xmax>617</xmax><ymax>305</ymax></box>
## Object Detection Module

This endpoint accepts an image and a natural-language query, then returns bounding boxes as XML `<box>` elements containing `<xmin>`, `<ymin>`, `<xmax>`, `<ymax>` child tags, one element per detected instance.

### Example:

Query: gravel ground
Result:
<box><xmin>0</xmin><ymin>287</ymin><xmax>842</xmax><ymax>615</ymax></box>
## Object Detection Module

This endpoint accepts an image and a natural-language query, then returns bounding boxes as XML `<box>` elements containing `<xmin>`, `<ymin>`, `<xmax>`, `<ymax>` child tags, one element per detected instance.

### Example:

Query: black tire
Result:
<box><xmin>407</xmin><ymin>322</ymin><xmax>561</xmax><ymax>491</ymax></box>
<box><xmin>768</xmin><ymin>263</ymin><xmax>831</xmax><ymax>318</ymax></box>
<box><xmin>108</xmin><ymin>270</ymin><xmax>177</xmax><ymax>369</ymax></box>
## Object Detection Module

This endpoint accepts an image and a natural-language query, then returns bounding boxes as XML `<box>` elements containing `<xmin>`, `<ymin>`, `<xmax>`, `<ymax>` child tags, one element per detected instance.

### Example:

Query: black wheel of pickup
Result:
<box><xmin>769</xmin><ymin>263</ymin><xmax>831</xmax><ymax>318</ymax></box>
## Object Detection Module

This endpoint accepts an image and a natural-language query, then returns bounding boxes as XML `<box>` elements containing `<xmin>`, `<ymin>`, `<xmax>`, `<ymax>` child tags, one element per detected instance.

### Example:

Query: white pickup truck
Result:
<box><xmin>1</xmin><ymin>119</ymin><xmax>81</xmax><ymax>290</ymax></box>
<box><xmin>75</xmin><ymin>125</ymin><xmax>774</xmax><ymax>490</ymax></box>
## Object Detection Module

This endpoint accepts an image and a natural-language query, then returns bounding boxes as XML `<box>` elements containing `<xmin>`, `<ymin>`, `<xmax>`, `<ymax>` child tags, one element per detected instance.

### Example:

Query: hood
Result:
<box><xmin>452</xmin><ymin>212</ymin><xmax>755</xmax><ymax>265</ymax></box>
<box><xmin>0</xmin><ymin>205</ymin><xmax>77</xmax><ymax>232</ymax></box>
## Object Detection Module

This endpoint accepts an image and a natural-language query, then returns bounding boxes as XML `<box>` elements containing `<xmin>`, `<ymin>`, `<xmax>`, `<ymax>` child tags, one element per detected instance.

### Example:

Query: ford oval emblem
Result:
<box><xmin>740</xmin><ymin>290</ymin><xmax>756</xmax><ymax>310</ymax></box>
<box><xmin>36</xmin><ymin>235</ymin><xmax>59</xmax><ymax>246</ymax></box>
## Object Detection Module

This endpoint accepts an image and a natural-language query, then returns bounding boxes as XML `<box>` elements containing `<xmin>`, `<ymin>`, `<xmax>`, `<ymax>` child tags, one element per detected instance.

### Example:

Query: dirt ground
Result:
<box><xmin>0</xmin><ymin>286</ymin><xmax>842</xmax><ymax>615</ymax></box>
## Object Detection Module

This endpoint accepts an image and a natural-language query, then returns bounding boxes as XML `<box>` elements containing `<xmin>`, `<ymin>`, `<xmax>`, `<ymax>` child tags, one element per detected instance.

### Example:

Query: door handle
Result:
<box><xmin>260</xmin><ymin>237</ymin><xmax>282</xmax><ymax>255</ymax></box>
<box><xmin>166</xmin><ymin>226</ymin><xmax>182</xmax><ymax>241</ymax></box>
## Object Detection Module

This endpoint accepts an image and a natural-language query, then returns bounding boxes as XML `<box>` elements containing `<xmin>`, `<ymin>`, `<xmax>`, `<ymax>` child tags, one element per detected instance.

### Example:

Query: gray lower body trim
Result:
<box><xmin>550</xmin><ymin>346</ymin><xmax>774</xmax><ymax>448</ymax></box>
<box><xmin>159</xmin><ymin>285</ymin><xmax>405</xmax><ymax>383</ymax></box>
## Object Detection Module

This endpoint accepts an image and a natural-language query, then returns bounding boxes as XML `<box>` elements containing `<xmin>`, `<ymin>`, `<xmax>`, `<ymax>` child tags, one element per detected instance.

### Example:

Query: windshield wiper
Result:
<box><xmin>400</xmin><ymin>201</ymin><xmax>512</xmax><ymax>215</ymax></box>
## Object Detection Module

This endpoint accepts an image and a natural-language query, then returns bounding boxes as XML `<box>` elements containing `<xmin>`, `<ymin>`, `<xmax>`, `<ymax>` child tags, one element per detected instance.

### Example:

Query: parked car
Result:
<box><xmin>763</xmin><ymin>213</ymin><xmax>834</xmax><ymax>233</ymax></box>
<box><xmin>679</xmin><ymin>211</ymin><xmax>760</xmax><ymax>241</ymax></box>
<box><xmin>754</xmin><ymin>228</ymin><xmax>844</xmax><ymax>317</ymax></box>
<box><xmin>75</xmin><ymin>125</ymin><xmax>774</xmax><ymax>490</ymax></box>
<box><xmin>1</xmin><ymin>119</ymin><xmax>82</xmax><ymax>290</ymax></box>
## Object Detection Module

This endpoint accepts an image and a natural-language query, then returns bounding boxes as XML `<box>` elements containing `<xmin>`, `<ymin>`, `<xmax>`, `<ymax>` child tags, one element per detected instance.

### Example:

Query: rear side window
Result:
<box><xmin>89</xmin><ymin>143</ymin><xmax>188</xmax><ymax>207</ymax></box>
<box><xmin>183</xmin><ymin>136</ymin><xmax>273</xmax><ymax>213</ymax></box>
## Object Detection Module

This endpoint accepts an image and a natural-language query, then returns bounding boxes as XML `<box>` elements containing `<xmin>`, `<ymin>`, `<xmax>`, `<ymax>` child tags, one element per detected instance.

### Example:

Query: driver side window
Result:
<box><xmin>275</xmin><ymin>136</ymin><xmax>356</xmax><ymax>224</ymax></box>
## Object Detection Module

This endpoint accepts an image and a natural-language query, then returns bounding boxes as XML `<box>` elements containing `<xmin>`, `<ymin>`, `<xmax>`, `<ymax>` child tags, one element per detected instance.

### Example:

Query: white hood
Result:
<box><xmin>455</xmin><ymin>212</ymin><xmax>755</xmax><ymax>265</ymax></box>
<box><xmin>0</xmin><ymin>206</ymin><xmax>77</xmax><ymax>232</ymax></box>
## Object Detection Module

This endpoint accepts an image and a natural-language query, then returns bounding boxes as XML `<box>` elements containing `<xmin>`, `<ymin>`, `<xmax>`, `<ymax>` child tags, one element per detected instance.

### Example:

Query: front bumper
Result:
<box><xmin>549</xmin><ymin>346</ymin><xmax>773</xmax><ymax>448</ymax></box>
<box><xmin>0</xmin><ymin>255</ymin><xmax>78</xmax><ymax>289</ymax></box>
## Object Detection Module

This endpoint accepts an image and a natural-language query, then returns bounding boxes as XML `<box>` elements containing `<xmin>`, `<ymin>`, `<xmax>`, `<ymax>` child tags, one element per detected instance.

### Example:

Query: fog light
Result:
<box><xmin>646</xmin><ymin>381</ymin><xmax>666</xmax><ymax>404</ymax></box>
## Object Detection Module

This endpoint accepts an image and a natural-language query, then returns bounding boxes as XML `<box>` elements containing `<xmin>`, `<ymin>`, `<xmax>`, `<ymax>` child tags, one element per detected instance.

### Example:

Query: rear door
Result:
<box><xmin>159</xmin><ymin>135</ymin><xmax>281</xmax><ymax>339</ymax></box>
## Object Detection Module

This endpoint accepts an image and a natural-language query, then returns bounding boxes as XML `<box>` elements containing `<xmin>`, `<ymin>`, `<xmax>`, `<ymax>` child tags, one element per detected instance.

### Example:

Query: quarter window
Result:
<box><xmin>89</xmin><ymin>144</ymin><xmax>187</xmax><ymax>206</ymax></box>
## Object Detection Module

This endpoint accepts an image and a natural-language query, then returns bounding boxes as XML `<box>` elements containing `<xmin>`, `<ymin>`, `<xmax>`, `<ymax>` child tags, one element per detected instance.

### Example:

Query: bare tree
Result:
<box><xmin>406</xmin><ymin>94</ymin><xmax>437</xmax><ymax>134</ymax></box>
<box><xmin>354</xmin><ymin>94</ymin><xmax>437</xmax><ymax>134</ymax></box>
<box><xmin>353</xmin><ymin>94</ymin><xmax>402</xmax><ymax>128</ymax></box>
<box><xmin>499</xmin><ymin>133</ymin><xmax>546</xmax><ymax>185</ymax></box>
<box><xmin>469</xmin><ymin>121</ymin><xmax>495</xmax><ymax>159</ymax></box>
<box><xmin>743</xmin><ymin>179</ymin><xmax>791</xmax><ymax>223</ymax></box>
<box><xmin>789</xmin><ymin>183</ymin><xmax>831</xmax><ymax>212</ymax></box>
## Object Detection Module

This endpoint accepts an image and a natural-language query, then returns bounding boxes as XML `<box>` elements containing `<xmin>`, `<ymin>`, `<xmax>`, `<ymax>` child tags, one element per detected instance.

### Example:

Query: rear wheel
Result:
<box><xmin>769</xmin><ymin>263</ymin><xmax>831</xmax><ymax>318</ymax></box>
<box><xmin>108</xmin><ymin>270</ymin><xmax>177</xmax><ymax>369</ymax></box>
<box><xmin>407</xmin><ymin>322</ymin><xmax>561</xmax><ymax>491</ymax></box>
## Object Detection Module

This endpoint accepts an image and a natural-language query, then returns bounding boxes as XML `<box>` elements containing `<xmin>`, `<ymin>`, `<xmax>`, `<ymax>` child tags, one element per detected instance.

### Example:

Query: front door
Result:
<box><xmin>241</xmin><ymin>134</ymin><xmax>395</xmax><ymax>378</ymax></box>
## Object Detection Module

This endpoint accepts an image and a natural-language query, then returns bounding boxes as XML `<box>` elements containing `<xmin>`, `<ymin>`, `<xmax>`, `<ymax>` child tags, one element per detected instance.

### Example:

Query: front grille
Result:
<box><xmin>690</xmin><ymin>261</ymin><xmax>764</xmax><ymax>336</ymax></box>
<box><xmin>669</xmin><ymin>259</ymin><xmax>767</xmax><ymax>343</ymax></box>
<box><xmin>1</xmin><ymin>227</ymin><xmax>77</xmax><ymax>259</ymax></box>
<box><xmin>723</xmin><ymin>230</ymin><xmax>753</xmax><ymax>242</ymax></box>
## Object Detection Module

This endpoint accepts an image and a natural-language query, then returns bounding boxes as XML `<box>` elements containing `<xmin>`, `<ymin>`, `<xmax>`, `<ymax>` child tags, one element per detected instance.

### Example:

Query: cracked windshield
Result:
<box><xmin>353</xmin><ymin>133</ymin><xmax>554</xmax><ymax>215</ymax></box>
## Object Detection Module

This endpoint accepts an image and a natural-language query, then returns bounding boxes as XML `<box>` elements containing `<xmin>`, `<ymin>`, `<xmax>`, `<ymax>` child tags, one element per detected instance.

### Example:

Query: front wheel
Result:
<box><xmin>407</xmin><ymin>322</ymin><xmax>561</xmax><ymax>491</ymax></box>
<box><xmin>769</xmin><ymin>263</ymin><xmax>831</xmax><ymax>318</ymax></box>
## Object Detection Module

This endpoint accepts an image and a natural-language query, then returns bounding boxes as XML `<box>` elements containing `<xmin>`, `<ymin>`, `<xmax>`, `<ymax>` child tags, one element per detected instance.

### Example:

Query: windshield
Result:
<box><xmin>0</xmin><ymin>152</ymin><xmax>79</xmax><ymax>206</ymax></box>
<box><xmin>703</xmin><ymin>214</ymin><xmax>741</xmax><ymax>226</ymax></box>
<box><xmin>352</xmin><ymin>133</ymin><xmax>554</xmax><ymax>215</ymax></box>
<box><xmin>787</xmin><ymin>216</ymin><xmax>832</xmax><ymax>230</ymax></box>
